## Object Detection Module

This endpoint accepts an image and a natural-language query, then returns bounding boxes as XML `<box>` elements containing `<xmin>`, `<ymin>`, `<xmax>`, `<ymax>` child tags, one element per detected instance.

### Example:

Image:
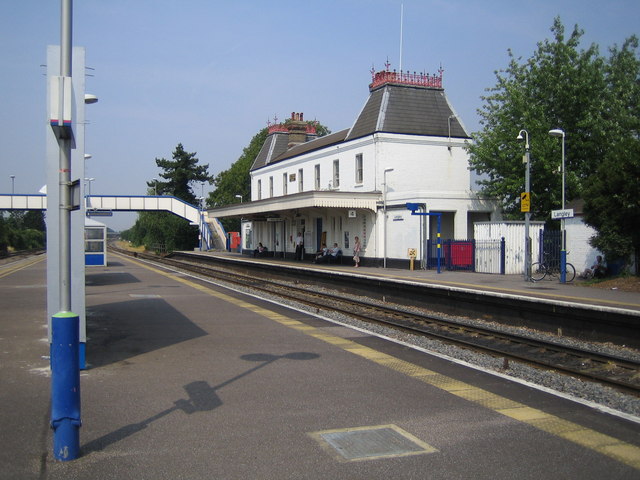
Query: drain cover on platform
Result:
<box><xmin>310</xmin><ymin>424</ymin><xmax>437</xmax><ymax>461</ymax></box>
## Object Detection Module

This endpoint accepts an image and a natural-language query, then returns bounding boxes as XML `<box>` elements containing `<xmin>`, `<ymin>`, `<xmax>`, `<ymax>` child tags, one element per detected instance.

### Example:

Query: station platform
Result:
<box><xmin>189</xmin><ymin>250</ymin><xmax>640</xmax><ymax>313</ymax></box>
<box><xmin>1</xmin><ymin>254</ymin><xmax>639</xmax><ymax>479</ymax></box>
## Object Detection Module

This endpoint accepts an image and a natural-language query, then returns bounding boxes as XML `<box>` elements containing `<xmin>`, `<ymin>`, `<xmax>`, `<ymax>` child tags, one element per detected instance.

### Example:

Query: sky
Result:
<box><xmin>1</xmin><ymin>0</ymin><xmax>638</xmax><ymax>231</ymax></box>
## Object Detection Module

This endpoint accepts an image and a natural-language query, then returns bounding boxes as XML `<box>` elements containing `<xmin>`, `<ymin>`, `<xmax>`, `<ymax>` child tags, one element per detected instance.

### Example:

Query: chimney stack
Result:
<box><xmin>287</xmin><ymin>112</ymin><xmax>307</xmax><ymax>148</ymax></box>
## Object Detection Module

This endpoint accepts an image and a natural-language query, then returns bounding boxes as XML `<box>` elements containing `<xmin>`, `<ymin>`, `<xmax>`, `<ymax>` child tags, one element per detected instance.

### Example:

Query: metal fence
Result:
<box><xmin>423</xmin><ymin>230</ymin><xmax>562</xmax><ymax>274</ymax></box>
<box><xmin>538</xmin><ymin>229</ymin><xmax>562</xmax><ymax>267</ymax></box>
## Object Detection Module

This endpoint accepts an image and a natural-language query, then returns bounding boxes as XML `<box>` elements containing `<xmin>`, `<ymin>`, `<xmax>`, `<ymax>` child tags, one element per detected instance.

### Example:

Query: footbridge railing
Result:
<box><xmin>0</xmin><ymin>194</ymin><xmax>223</xmax><ymax>251</ymax></box>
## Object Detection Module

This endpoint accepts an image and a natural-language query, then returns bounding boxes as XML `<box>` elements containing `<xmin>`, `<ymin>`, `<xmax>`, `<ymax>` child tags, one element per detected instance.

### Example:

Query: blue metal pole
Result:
<box><xmin>436</xmin><ymin>215</ymin><xmax>441</xmax><ymax>274</ymax></box>
<box><xmin>560</xmin><ymin>230</ymin><xmax>567</xmax><ymax>283</ymax></box>
<box><xmin>51</xmin><ymin>311</ymin><xmax>81</xmax><ymax>461</ymax></box>
<box><xmin>500</xmin><ymin>237</ymin><xmax>506</xmax><ymax>275</ymax></box>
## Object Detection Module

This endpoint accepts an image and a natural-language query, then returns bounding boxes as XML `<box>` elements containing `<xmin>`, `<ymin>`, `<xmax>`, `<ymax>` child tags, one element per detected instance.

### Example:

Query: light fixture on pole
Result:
<box><xmin>10</xmin><ymin>175</ymin><xmax>15</xmax><ymax>195</ymax></box>
<box><xmin>549</xmin><ymin>128</ymin><xmax>567</xmax><ymax>283</ymax></box>
<box><xmin>383</xmin><ymin>167</ymin><xmax>394</xmax><ymax>268</ymax></box>
<box><xmin>235</xmin><ymin>194</ymin><xmax>243</xmax><ymax>203</ymax></box>
<box><xmin>152</xmin><ymin>178</ymin><xmax>158</xmax><ymax>196</ymax></box>
<box><xmin>517</xmin><ymin>129</ymin><xmax>531</xmax><ymax>281</ymax></box>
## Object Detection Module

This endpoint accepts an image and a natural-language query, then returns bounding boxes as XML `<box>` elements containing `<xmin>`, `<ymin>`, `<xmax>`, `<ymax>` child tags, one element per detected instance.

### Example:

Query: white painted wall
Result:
<box><xmin>565</xmin><ymin>217</ymin><xmax>602</xmax><ymax>273</ymax></box>
<box><xmin>250</xmin><ymin>131</ymin><xmax>500</xmax><ymax>261</ymax></box>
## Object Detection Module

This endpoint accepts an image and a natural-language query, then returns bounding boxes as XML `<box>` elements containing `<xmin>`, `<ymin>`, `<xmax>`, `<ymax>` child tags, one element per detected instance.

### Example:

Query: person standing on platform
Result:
<box><xmin>295</xmin><ymin>232</ymin><xmax>304</xmax><ymax>261</ymax></box>
<box><xmin>353</xmin><ymin>236</ymin><xmax>361</xmax><ymax>267</ymax></box>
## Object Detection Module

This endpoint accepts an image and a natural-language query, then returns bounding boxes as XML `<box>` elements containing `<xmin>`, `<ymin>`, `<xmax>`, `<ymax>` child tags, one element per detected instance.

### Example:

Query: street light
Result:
<box><xmin>235</xmin><ymin>194</ymin><xmax>243</xmax><ymax>203</ymax></box>
<box><xmin>10</xmin><ymin>175</ymin><xmax>15</xmax><ymax>195</ymax></box>
<box><xmin>383</xmin><ymin>167</ymin><xmax>394</xmax><ymax>268</ymax></box>
<box><xmin>517</xmin><ymin>129</ymin><xmax>531</xmax><ymax>281</ymax></box>
<box><xmin>549</xmin><ymin>128</ymin><xmax>567</xmax><ymax>283</ymax></box>
<box><xmin>152</xmin><ymin>178</ymin><xmax>158</xmax><ymax>196</ymax></box>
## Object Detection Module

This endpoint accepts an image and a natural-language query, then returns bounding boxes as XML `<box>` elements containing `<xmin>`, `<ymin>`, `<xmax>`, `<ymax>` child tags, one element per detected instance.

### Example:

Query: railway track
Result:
<box><xmin>112</xmin><ymin>247</ymin><xmax>640</xmax><ymax>397</ymax></box>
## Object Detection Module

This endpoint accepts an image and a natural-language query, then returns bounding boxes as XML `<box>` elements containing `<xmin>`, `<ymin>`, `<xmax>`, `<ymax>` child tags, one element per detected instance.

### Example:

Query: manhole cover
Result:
<box><xmin>310</xmin><ymin>424</ymin><xmax>437</xmax><ymax>461</ymax></box>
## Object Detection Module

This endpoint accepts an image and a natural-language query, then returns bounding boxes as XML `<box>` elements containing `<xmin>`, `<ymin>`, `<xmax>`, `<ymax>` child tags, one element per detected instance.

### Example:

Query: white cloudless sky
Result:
<box><xmin>1</xmin><ymin>0</ymin><xmax>638</xmax><ymax>230</ymax></box>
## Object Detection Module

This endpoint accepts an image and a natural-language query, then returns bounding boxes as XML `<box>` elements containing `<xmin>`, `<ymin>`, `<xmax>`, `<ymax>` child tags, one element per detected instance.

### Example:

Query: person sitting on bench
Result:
<box><xmin>314</xmin><ymin>243</ymin><xmax>329</xmax><ymax>262</ymax></box>
<box><xmin>316</xmin><ymin>243</ymin><xmax>340</xmax><ymax>263</ymax></box>
<box><xmin>253</xmin><ymin>243</ymin><xmax>268</xmax><ymax>257</ymax></box>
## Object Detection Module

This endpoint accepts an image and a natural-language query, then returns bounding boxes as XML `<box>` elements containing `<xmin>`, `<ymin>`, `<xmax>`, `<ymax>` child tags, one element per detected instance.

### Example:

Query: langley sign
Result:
<box><xmin>551</xmin><ymin>209</ymin><xmax>574</xmax><ymax>220</ymax></box>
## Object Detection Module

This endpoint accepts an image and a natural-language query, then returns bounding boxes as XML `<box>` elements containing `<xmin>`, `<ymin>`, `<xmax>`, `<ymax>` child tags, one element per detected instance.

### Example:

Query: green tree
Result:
<box><xmin>148</xmin><ymin>143</ymin><xmax>211</xmax><ymax>204</ymax></box>
<box><xmin>582</xmin><ymin>37</ymin><xmax>640</xmax><ymax>265</ymax></box>
<box><xmin>0</xmin><ymin>210</ymin><xmax>46</xmax><ymax>251</ymax></box>
<box><xmin>582</xmin><ymin>136</ymin><xmax>640</xmax><ymax>263</ymax></box>
<box><xmin>468</xmin><ymin>18</ymin><xmax>607</xmax><ymax>219</ymax></box>
<box><xmin>124</xmin><ymin>143</ymin><xmax>212</xmax><ymax>252</ymax></box>
<box><xmin>468</xmin><ymin>17</ymin><xmax>639</xmax><ymax>266</ymax></box>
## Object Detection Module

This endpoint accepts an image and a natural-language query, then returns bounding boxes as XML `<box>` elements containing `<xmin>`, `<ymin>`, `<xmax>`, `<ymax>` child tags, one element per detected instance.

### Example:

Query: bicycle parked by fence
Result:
<box><xmin>531</xmin><ymin>252</ymin><xmax>576</xmax><ymax>282</ymax></box>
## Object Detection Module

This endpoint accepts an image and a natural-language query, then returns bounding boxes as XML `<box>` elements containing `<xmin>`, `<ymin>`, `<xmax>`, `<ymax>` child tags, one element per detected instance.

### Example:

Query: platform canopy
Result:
<box><xmin>207</xmin><ymin>190</ymin><xmax>381</xmax><ymax>219</ymax></box>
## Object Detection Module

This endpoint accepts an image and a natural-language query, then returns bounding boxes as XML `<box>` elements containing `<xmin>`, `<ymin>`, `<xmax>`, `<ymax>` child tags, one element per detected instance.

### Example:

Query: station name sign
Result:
<box><xmin>551</xmin><ymin>209</ymin><xmax>574</xmax><ymax>220</ymax></box>
<box><xmin>87</xmin><ymin>210</ymin><xmax>113</xmax><ymax>217</ymax></box>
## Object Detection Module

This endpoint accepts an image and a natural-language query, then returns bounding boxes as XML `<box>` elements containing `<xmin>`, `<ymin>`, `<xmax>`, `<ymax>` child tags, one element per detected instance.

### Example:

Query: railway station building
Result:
<box><xmin>207</xmin><ymin>66</ymin><xmax>502</xmax><ymax>266</ymax></box>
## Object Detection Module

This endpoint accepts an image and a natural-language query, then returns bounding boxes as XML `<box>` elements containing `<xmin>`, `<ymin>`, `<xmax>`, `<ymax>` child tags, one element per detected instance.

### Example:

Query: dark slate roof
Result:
<box><xmin>251</xmin><ymin>81</ymin><xmax>468</xmax><ymax>172</ymax></box>
<box><xmin>251</xmin><ymin>129</ymin><xmax>349</xmax><ymax>172</ymax></box>
<box><xmin>250</xmin><ymin>132</ymin><xmax>290</xmax><ymax>171</ymax></box>
<box><xmin>345</xmin><ymin>83</ymin><xmax>468</xmax><ymax>141</ymax></box>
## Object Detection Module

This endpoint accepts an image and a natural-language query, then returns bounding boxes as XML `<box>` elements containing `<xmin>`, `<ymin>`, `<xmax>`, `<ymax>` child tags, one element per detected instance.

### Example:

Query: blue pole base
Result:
<box><xmin>51</xmin><ymin>312</ymin><xmax>81</xmax><ymax>461</ymax></box>
<box><xmin>560</xmin><ymin>250</ymin><xmax>567</xmax><ymax>284</ymax></box>
<box><xmin>52</xmin><ymin>419</ymin><xmax>81</xmax><ymax>461</ymax></box>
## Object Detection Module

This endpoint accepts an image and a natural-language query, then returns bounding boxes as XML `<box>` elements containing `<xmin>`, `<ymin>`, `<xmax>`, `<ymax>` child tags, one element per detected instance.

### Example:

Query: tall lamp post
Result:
<box><xmin>383</xmin><ymin>167</ymin><xmax>394</xmax><ymax>268</ymax></box>
<box><xmin>517</xmin><ymin>130</ymin><xmax>531</xmax><ymax>281</ymax></box>
<box><xmin>10</xmin><ymin>175</ymin><xmax>15</xmax><ymax>194</ymax></box>
<box><xmin>549</xmin><ymin>128</ymin><xmax>567</xmax><ymax>283</ymax></box>
<box><xmin>235</xmin><ymin>194</ymin><xmax>243</xmax><ymax>203</ymax></box>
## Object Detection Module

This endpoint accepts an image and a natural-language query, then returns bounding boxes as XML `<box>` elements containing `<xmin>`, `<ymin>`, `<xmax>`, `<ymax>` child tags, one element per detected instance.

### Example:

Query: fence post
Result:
<box><xmin>500</xmin><ymin>237</ymin><xmax>506</xmax><ymax>275</ymax></box>
<box><xmin>472</xmin><ymin>239</ymin><xmax>476</xmax><ymax>272</ymax></box>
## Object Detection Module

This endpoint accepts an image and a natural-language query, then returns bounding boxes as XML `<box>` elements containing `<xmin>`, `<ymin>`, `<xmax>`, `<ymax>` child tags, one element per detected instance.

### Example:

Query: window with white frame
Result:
<box><xmin>355</xmin><ymin>153</ymin><xmax>363</xmax><ymax>184</ymax></box>
<box><xmin>333</xmin><ymin>159</ymin><xmax>340</xmax><ymax>188</ymax></box>
<box><xmin>298</xmin><ymin>168</ymin><xmax>303</xmax><ymax>192</ymax></box>
<box><xmin>283</xmin><ymin>173</ymin><xmax>288</xmax><ymax>195</ymax></box>
<box><xmin>314</xmin><ymin>164</ymin><xmax>320</xmax><ymax>190</ymax></box>
<box><xmin>257</xmin><ymin>179</ymin><xmax>262</xmax><ymax>200</ymax></box>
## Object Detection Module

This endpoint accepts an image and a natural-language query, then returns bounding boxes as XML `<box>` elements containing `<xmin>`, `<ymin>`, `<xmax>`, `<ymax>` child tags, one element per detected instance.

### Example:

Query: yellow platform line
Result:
<box><xmin>118</xmin><ymin>253</ymin><xmax>640</xmax><ymax>470</ymax></box>
<box><xmin>0</xmin><ymin>255</ymin><xmax>45</xmax><ymax>279</ymax></box>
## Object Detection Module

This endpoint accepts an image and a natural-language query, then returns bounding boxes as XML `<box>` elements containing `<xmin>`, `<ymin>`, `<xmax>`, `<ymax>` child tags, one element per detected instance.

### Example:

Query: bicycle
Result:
<box><xmin>530</xmin><ymin>255</ymin><xmax>576</xmax><ymax>282</ymax></box>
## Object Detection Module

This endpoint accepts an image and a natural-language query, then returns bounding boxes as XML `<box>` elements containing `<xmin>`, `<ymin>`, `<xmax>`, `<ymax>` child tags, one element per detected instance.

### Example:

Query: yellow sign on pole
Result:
<box><xmin>521</xmin><ymin>192</ymin><xmax>530</xmax><ymax>213</ymax></box>
<box><xmin>408</xmin><ymin>248</ymin><xmax>417</xmax><ymax>271</ymax></box>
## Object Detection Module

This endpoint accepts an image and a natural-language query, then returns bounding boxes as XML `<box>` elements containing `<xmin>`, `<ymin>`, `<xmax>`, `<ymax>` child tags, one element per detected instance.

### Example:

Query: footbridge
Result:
<box><xmin>0</xmin><ymin>193</ymin><xmax>225</xmax><ymax>250</ymax></box>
